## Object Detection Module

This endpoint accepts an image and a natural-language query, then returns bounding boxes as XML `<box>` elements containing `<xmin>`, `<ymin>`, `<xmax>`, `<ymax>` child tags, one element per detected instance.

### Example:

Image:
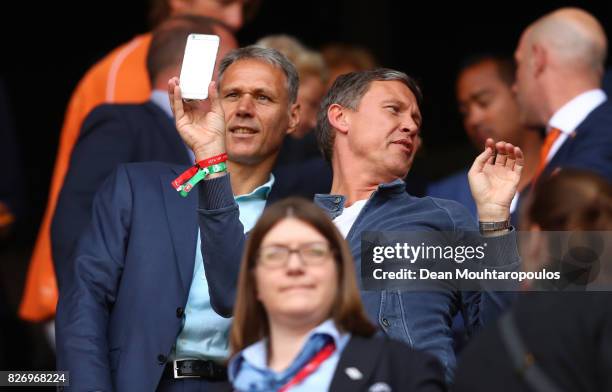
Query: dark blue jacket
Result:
<box><xmin>196</xmin><ymin>176</ymin><xmax>520</xmax><ymax>381</ymax></box>
<box><xmin>51</xmin><ymin>102</ymin><xmax>191</xmax><ymax>288</ymax></box>
<box><xmin>55</xmin><ymin>162</ymin><xmax>296</xmax><ymax>392</ymax></box>
<box><xmin>543</xmin><ymin>100</ymin><xmax>612</xmax><ymax>182</ymax></box>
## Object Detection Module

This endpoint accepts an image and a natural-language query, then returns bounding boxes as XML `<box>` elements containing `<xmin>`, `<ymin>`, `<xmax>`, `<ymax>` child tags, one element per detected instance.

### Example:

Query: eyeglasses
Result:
<box><xmin>257</xmin><ymin>242</ymin><xmax>333</xmax><ymax>268</ymax></box>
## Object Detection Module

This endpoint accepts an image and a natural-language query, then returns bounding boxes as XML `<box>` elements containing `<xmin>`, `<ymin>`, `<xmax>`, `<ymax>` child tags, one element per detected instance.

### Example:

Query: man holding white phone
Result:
<box><xmin>56</xmin><ymin>46</ymin><xmax>306</xmax><ymax>391</ymax></box>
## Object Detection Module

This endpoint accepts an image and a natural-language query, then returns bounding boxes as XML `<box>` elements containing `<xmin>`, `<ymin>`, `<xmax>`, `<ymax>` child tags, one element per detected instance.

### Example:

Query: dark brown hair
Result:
<box><xmin>146</xmin><ymin>14</ymin><xmax>219</xmax><ymax>85</ymax></box>
<box><xmin>230</xmin><ymin>197</ymin><xmax>376</xmax><ymax>355</ymax></box>
<box><xmin>524</xmin><ymin>169</ymin><xmax>612</xmax><ymax>230</ymax></box>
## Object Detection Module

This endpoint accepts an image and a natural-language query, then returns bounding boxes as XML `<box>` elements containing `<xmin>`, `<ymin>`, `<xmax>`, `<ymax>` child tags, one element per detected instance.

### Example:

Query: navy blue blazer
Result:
<box><xmin>543</xmin><ymin>100</ymin><xmax>612</xmax><ymax>182</ymax></box>
<box><xmin>51</xmin><ymin>102</ymin><xmax>191</xmax><ymax>287</ymax></box>
<box><xmin>54</xmin><ymin>159</ymin><xmax>317</xmax><ymax>391</ymax></box>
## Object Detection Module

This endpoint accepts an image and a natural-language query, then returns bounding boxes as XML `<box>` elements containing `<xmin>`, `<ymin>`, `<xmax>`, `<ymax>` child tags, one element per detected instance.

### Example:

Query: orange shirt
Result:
<box><xmin>19</xmin><ymin>33</ymin><xmax>153</xmax><ymax>321</ymax></box>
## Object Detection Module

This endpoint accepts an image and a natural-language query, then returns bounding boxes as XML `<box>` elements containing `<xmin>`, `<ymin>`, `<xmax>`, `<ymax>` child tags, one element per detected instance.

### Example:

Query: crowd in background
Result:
<box><xmin>1</xmin><ymin>1</ymin><xmax>611</xmax><ymax>391</ymax></box>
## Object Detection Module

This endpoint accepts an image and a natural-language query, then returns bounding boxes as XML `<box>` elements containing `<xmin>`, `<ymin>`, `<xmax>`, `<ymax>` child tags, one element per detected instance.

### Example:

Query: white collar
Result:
<box><xmin>547</xmin><ymin>89</ymin><xmax>607</xmax><ymax>134</ymax></box>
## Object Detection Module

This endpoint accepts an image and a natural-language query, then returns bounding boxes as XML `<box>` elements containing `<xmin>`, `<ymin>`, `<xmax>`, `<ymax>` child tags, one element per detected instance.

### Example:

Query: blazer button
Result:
<box><xmin>381</xmin><ymin>318</ymin><xmax>390</xmax><ymax>328</ymax></box>
<box><xmin>157</xmin><ymin>354</ymin><xmax>167</xmax><ymax>364</ymax></box>
<box><xmin>176</xmin><ymin>307</ymin><xmax>184</xmax><ymax>318</ymax></box>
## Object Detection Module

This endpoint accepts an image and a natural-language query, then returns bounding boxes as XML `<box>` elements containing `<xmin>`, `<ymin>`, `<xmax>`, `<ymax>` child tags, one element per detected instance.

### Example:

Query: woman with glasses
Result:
<box><xmin>228</xmin><ymin>197</ymin><xmax>446</xmax><ymax>391</ymax></box>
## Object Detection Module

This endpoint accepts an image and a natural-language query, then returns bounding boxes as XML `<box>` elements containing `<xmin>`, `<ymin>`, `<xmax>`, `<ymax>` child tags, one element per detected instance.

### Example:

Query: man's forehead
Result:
<box><xmin>361</xmin><ymin>80</ymin><xmax>418</xmax><ymax>106</ymax></box>
<box><xmin>221</xmin><ymin>59</ymin><xmax>286</xmax><ymax>89</ymax></box>
<box><xmin>459</xmin><ymin>62</ymin><xmax>505</xmax><ymax>91</ymax></box>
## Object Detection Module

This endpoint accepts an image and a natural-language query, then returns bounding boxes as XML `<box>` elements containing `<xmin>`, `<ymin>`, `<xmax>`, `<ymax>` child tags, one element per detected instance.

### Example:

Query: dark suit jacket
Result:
<box><xmin>453</xmin><ymin>293</ymin><xmax>612</xmax><ymax>392</ymax></box>
<box><xmin>55</xmin><ymin>162</ymin><xmax>292</xmax><ymax>391</ymax></box>
<box><xmin>329</xmin><ymin>335</ymin><xmax>447</xmax><ymax>391</ymax></box>
<box><xmin>51</xmin><ymin>101</ymin><xmax>191</xmax><ymax>287</ymax></box>
<box><xmin>544</xmin><ymin>100</ymin><xmax>612</xmax><ymax>182</ymax></box>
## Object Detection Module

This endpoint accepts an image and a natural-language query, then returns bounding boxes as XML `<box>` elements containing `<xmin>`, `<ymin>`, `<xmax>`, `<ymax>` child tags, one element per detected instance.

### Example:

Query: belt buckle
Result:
<box><xmin>173</xmin><ymin>359</ymin><xmax>200</xmax><ymax>379</ymax></box>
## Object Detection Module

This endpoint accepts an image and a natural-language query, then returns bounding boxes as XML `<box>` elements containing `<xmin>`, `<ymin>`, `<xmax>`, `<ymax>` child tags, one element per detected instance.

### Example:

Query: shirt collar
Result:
<box><xmin>235</xmin><ymin>174</ymin><xmax>275</xmax><ymax>201</ymax></box>
<box><xmin>233</xmin><ymin>319</ymin><xmax>343</xmax><ymax>372</ymax></box>
<box><xmin>548</xmin><ymin>89</ymin><xmax>607</xmax><ymax>134</ymax></box>
<box><xmin>314</xmin><ymin>178</ymin><xmax>406</xmax><ymax>212</ymax></box>
<box><xmin>150</xmin><ymin>89</ymin><xmax>174</xmax><ymax>119</ymax></box>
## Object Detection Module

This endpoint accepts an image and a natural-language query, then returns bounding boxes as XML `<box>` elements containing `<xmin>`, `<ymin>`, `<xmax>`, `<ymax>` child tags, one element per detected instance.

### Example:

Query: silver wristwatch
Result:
<box><xmin>478</xmin><ymin>219</ymin><xmax>510</xmax><ymax>233</ymax></box>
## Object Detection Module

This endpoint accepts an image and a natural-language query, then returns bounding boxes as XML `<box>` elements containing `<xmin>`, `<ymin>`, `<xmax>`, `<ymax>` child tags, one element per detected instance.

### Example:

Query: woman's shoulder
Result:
<box><xmin>332</xmin><ymin>335</ymin><xmax>446</xmax><ymax>391</ymax></box>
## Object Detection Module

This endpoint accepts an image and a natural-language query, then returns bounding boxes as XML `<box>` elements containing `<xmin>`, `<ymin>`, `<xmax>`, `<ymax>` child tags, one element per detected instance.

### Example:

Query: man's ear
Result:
<box><xmin>327</xmin><ymin>103</ymin><xmax>350</xmax><ymax>134</ymax></box>
<box><xmin>286</xmin><ymin>103</ymin><xmax>300</xmax><ymax>136</ymax></box>
<box><xmin>532</xmin><ymin>43</ymin><xmax>547</xmax><ymax>77</ymax></box>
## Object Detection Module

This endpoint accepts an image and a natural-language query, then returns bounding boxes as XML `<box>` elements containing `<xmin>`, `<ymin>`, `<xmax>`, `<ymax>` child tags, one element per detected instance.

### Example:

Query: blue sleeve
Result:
<box><xmin>55</xmin><ymin>165</ymin><xmax>133</xmax><ymax>392</ymax></box>
<box><xmin>439</xmin><ymin>198</ymin><xmax>521</xmax><ymax>333</ymax></box>
<box><xmin>197</xmin><ymin>174</ymin><xmax>246</xmax><ymax>317</ymax></box>
<box><xmin>461</xmin><ymin>229</ymin><xmax>521</xmax><ymax>335</ymax></box>
<box><xmin>51</xmin><ymin>106</ymin><xmax>136</xmax><ymax>287</ymax></box>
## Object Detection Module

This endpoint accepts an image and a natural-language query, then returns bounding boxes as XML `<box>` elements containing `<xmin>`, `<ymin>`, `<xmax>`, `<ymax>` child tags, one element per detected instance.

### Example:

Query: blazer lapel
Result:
<box><xmin>329</xmin><ymin>335</ymin><xmax>385</xmax><ymax>391</ymax></box>
<box><xmin>160</xmin><ymin>167</ymin><xmax>198</xmax><ymax>294</ymax></box>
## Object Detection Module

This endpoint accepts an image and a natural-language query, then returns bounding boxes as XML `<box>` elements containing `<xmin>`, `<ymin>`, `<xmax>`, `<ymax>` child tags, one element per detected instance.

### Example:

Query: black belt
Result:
<box><xmin>162</xmin><ymin>359</ymin><xmax>228</xmax><ymax>381</ymax></box>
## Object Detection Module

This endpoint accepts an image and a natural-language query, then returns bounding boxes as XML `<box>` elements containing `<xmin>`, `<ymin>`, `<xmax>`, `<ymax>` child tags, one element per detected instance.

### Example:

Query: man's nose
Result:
<box><xmin>465</xmin><ymin>107</ymin><xmax>484</xmax><ymax>130</ymax></box>
<box><xmin>400</xmin><ymin>117</ymin><xmax>419</xmax><ymax>135</ymax></box>
<box><xmin>236</xmin><ymin>94</ymin><xmax>255</xmax><ymax>117</ymax></box>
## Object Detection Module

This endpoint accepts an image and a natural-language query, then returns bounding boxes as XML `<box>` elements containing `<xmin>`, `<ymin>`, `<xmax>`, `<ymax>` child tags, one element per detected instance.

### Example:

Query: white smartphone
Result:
<box><xmin>179</xmin><ymin>34</ymin><xmax>220</xmax><ymax>100</ymax></box>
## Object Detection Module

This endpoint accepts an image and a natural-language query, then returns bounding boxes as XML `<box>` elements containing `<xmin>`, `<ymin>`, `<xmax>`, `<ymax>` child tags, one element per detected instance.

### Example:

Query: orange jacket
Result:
<box><xmin>19</xmin><ymin>33</ymin><xmax>153</xmax><ymax>321</ymax></box>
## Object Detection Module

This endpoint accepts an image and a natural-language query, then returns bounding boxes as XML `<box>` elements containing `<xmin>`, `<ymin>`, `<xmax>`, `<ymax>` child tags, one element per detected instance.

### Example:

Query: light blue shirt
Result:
<box><xmin>229</xmin><ymin>319</ymin><xmax>351</xmax><ymax>392</ymax></box>
<box><xmin>172</xmin><ymin>174</ymin><xmax>275</xmax><ymax>360</ymax></box>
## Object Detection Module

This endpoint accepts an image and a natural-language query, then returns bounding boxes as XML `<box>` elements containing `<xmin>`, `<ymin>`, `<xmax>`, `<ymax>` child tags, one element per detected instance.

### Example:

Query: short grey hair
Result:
<box><xmin>316</xmin><ymin>68</ymin><xmax>422</xmax><ymax>162</ymax></box>
<box><xmin>217</xmin><ymin>45</ymin><xmax>299</xmax><ymax>103</ymax></box>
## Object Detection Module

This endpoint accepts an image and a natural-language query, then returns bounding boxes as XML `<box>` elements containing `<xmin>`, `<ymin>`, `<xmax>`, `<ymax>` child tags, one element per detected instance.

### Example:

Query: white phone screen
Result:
<box><xmin>179</xmin><ymin>34</ymin><xmax>220</xmax><ymax>100</ymax></box>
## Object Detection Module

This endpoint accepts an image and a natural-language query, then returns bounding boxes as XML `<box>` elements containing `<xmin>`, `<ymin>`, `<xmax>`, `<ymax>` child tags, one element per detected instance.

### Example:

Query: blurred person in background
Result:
<box><xmin>256</xmin><ymin>34</ymin><xmax>329</xmax><ymax>164</ymax></box>
<box><xmin>321</xmin><ymin>43</ymin><xmax>378</xmax><ymax>89</ymax></box>
<box><xmin>514</xmin><ymin>7</ymin><xmax>612</xmax><ymax>183</ymax></box>
<box><xmin>228</xmin><ymin>197</ymin><xmax>446</xmax><ymax>391</ymax></box>
<box><xmin>19</xmin><ymin>0</ymin><xmax>259</xmax><ymax>326</ymax></box>
<box><xmin>428</xmin><ymin>54</ymin><xmax>542</xmax><ymax>223</ymax></box>
<box><xmin>454</xmin><ymin>169</ymin><xmax>612</xmax><ymax>391</ymax></box>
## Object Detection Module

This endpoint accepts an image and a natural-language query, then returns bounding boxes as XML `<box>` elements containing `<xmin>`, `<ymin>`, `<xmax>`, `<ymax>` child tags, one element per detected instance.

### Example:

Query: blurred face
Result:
<box><xmin>327</xmin><ymin>64</ymin><xmax>359</xmax><ymax>89</ymax></box>
<box><xmin>219</xmin><ymin>59</ymin><xmax>299</xmax><ymax>165</ymax></box>
<box><xmin>343</xmin><ymin>80</ymin><xmax>421</xmax><ymax>180</ymax></box>
<box><xmin>213</xmin><ymin>25</ymin><xmax>238</xmax><ymax>73</ymax></box>
<box><xmin>295</xmin><ymin>75</ymin><xmax>326</xmax><ymax>138</ymax></box>
<box><xmin>513</xmin><ymin>31</ymin><xmax>543</xmax><ymax>128</ymax></box>
<box><xmin>175</xmin><ymin>0</ymin><xmax>246</xmax><ymax>31</ymax></box>
<box><xmin>255</xmin><ymin>218</ymin><xmax>338</xmax><ymax>326</ymax></box>
<box><xmin>457</xmin><ymin>60</ymin><xmax>523</xmax><ymax>149</ymax></box>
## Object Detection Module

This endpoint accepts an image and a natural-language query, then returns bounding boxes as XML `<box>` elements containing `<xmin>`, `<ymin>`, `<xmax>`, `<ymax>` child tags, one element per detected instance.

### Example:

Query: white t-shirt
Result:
<box><xmin>333</xmin><ymin>199</ymin><xmax>368</xmax><ymax>238</ymax></box>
